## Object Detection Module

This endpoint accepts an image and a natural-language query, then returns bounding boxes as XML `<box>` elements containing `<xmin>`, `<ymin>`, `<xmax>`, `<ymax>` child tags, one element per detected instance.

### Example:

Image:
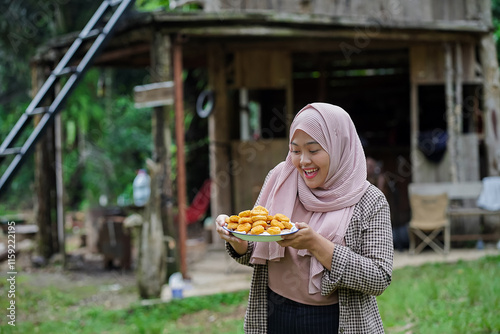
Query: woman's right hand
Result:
<box><xmin>215</xmin><ymin>214</ymin><xmax>248</xmax><ymax>255</ymax></box>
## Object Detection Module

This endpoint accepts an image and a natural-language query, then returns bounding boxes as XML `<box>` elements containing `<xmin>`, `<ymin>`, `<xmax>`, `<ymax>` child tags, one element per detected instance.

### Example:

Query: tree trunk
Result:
<box><xmin>136</xmin><ymin>31</ymin><xmax>176</xmax><ymax>299</ymax></box>
<box><xmin>33</xmin><ymin>64</ymin><xmax>59</xmax><ymax>260</ymax></box>
<box><xmin>137</xmin><ymin>160</ymin><xmax>167</xmax><ymax>299</ymax></box>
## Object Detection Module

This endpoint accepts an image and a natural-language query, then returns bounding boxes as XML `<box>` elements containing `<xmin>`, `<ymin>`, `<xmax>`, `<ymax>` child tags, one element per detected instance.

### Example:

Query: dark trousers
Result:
<box><xmin>267</xmin><ymin>288</ymin><xmax>339</xmax><ymax>334</ymax></box>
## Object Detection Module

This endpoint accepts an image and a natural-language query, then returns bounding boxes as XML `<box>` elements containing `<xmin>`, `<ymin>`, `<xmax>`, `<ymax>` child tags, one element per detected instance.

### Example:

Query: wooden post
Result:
<box><xmin>454</xmin><ymin>42</ymin><xmax>463</xmax><ymax>181</ymax></box>
<box><xmin>54</xmin><ymin>112</ymin><xmax>66</xmax><ymax>262</ymax></box>
<box><xmin>410</xmin><ymin>81</ymin><xmax>419</xmax><ymax>183</ymax></box>
<box><xmin>33</xmin><ymin>63</ymin><xmax>59</xmax><ymax>260</ymax></box>
<box><xmin>208</xmin><ymin>45</ymin><xmax>231</xmax><ymax>247</ymax></box>
<box><xmin>285</xmin><ymin>55</ymin><xmax>294</xmax><ymax>138</ymax></box>
<box><xmin>479</xmin><ymin>33</ymin><xmax>500</xmax><ymax>176</ymax></box>
<box><xmin>444</xmin><ymin>42</ymin><xmax>458</xmax><ymax>183</ymax></box>
<box><xmin>409</xmin><ymin>45</ymin><xmax>420</xmax><ymax>182</ymax></box>
<box><xmin>173</xmin><ymin>37</ymin><xmax>188</xmax><ymax>279</ymax></box>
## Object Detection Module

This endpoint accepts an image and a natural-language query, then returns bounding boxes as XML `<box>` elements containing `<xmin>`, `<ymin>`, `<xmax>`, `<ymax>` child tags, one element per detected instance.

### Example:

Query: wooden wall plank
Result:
<box><xmin>453</xmin><ymin>0</ymin><xmax>466</xmax><ymax>21</ymax></box>
<box><xmin>206</xmin><ymin>0</ymin><xmax>489</xmax><ymax>26</ymax></box>
<box><xmin>458</xmin><ymin>134</ymin><xmax>480</xmax><ymax>181</ymax></box>
<box><xmin>461</xmin><ymin>43</ymin><xmax>480</xmax><ymax>83</ymax></box>
<box><xmin>234</xmin><ymin>50</ymin><xmax>290</xmax><ymax>89</ymax></box>
<box><xmin>410</xmin><ymin>43</ymin><xmax>479</xmax><ymax>85</ymax></box>
<box><xmin>231</xmin><ymin>139</ymin><xmax>288</xmax><ymax>212</ymax></box>
<box><xmin>410</xmin><ymin>44</ymin><xmax>445</xmax><ymax>84</ymax></box>
<box><xmin>312</xmin><ymin>0</ymin><xmax>334</xmax><ymax>16</ymax></box>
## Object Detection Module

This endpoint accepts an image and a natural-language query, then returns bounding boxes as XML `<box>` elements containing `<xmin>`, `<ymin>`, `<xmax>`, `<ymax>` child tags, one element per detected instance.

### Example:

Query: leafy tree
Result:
<box><xmin>61</xmin><ymin>68</ymin><xmax>153</xmax><ymax>209</ymax></box>
<box><xmin>0</xmin><ymin>1</ymin><xmax>104</xmax><ymax>211</ymax></box>
<box><xmin>0</xmin><ymin>1</ymin><xmax>209</xmax><ymax>212</ymax></box>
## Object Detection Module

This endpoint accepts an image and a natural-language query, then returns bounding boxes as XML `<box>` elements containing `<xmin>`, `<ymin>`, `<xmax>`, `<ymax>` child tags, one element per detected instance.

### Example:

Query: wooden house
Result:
<box><xmin>31</xmin><ymin>0</ymin><xmax>500</xmax><ymax>248</ymax></box>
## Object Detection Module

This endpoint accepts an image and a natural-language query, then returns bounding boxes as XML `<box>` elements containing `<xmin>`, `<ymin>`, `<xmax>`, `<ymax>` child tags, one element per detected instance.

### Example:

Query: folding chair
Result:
<box><xmin>408</xmin><ymin>193</ymin><xmax>450</xmax><ymax>254</ymax></box>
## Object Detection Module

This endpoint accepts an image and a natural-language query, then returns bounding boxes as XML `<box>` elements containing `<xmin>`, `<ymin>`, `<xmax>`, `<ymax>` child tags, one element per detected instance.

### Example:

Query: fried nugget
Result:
<box><xmin>239</xmin><ymin>210</ymin><xmax>251</xmax><ymax>217</ymax></box>
<box><xmin>273</xmin><ymin>213</ymin><xmax>290</xmax><ymax>222</ymax></box>
<box><xmin>282</xmin><ymin>221</ymin><xmax>293</xmax><ymax>229</ymax></box>
<box><xmin>270</xmin><ymin>219</ymin><xmax>285</xmax><ymax>230</ymax></box>
<box><xmin>236</xmin><ymin>223</ymin><xmax>252</xmax><ymax>233</ymax></box>
<box><xmin>225</xmin><ymin>217</ymin><xmax>230</xmax><ymax>224</ymax></box>
<box><xmin>251</xmin><ymin>206</ymin><xmax>269</xmax><ymax>216</ymax></box>
<box><xmin>251</xmin><ymin>215</ymin><xmax>268</xmax><ymax>222</ymax></box>
<box><xmin>253</xmin><ymin>205</ymin><xmax>269</xmax><ymax>214</ymax></box>
<box><xmin>252</xmin><ymin>220</ymin><xmax>268</xmax><ymax>228</ymax></box>
<box><xmin>251</xmin><ymin>211</ymin><xmax>268</xmax><ymax>217</ymax></box>
<box><xmin>267</xmin><ymin>226</ymin><xmax>282</xmax><ymax>235</ymax></box>
<box><xmin>229</xmin><ymin>215</ymin><xmax>240</xmax><ymax>223</ymax></box>
<box><xmin>238</xmin><ymin>217</ymin><xmax>252</xmax><ymax>224</ymax></box>
<box><xmin>227</xmin><ymin>222</ymin><xmax>239</xmax><ymax>230</ymax></box>
<box><xmin>250</xmin><ymin>225</ymin><xmax>265</xmax><ymax>235</ymax></box>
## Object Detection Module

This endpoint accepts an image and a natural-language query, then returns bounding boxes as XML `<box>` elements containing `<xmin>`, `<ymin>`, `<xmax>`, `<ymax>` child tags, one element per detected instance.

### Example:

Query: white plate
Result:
<box><xmin>223</xmin><ymin>223</ymin><xmax>298</xmax><ymax>242</ymax></box>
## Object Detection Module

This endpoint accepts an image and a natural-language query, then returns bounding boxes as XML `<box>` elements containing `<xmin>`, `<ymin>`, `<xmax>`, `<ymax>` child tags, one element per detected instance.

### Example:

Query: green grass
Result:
<box><xmin>379</xmin><ymin>255</ymin><xmax>500</xmax><ymax>334</ymax></box>
<box><xmin>0</xmin><ymin>275</ymin><xmax>248</xmax><ymax>334</ymax></box>
<box><xmin>1</xmin><ymin>255</ymin><xmax>499</xmax><ymax>333</ymax></box>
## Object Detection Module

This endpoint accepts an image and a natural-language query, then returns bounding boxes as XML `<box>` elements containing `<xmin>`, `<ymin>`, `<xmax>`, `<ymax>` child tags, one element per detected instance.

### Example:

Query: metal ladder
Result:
<box><xmin>0</xmin><ymin>0</ymin><xmax>135</xmax><ymax>197</ymax></box>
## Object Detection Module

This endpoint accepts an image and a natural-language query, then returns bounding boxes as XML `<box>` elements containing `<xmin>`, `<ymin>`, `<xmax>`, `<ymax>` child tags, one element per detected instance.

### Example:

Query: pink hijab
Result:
<box><xmin>250</xmin><ymin>103</ymin><xmax>370</xmax><ymax>294</ymax></box>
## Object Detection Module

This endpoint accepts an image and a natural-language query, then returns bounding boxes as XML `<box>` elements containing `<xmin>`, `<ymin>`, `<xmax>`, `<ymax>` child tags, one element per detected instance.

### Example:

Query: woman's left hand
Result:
<box><xmin>276</xmin><ymin>222</ymin><xmax>317</xmax><ymax>250</ymax></box>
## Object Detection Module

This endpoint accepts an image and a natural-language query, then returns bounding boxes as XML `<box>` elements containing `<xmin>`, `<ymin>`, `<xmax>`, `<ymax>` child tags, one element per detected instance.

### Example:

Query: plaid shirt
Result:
<box><xmin>226</xmin><ymin>185</ymin><xmax>393</xmax><ymax>334</ymax></box>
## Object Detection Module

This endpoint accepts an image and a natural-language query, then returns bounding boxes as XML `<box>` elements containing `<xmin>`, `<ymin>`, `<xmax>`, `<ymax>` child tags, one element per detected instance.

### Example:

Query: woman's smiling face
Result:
<box><xmin>290</xmin><ymin>130</ymin><xmax>330</xmax><ymax>189</ymax></box>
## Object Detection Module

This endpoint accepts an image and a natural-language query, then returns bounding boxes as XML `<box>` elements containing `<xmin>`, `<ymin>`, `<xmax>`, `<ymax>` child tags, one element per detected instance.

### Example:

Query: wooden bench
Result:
<box><xmin>409</xmin><ymin>182</ymin><xmax>500</xmax><ymax>243</ymax></box>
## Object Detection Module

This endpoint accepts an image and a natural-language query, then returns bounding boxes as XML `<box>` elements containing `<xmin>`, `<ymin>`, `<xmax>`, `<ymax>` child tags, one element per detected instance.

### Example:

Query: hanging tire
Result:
<box><xmin>196</xmin><ymin>90</ymin><xmax>215</xmax><ymax>118</ymax></box>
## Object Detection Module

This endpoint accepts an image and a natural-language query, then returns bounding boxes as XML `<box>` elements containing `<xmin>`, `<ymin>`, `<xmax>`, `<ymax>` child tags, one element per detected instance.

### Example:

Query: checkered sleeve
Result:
<box><xmin>226</xmin><ymin>240</ymin><xmax>255</xmax><ymax>266</ymax></box>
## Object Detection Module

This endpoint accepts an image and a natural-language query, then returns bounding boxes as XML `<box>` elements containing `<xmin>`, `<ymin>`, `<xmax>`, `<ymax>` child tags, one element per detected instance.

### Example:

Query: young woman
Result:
<box><xmin>216</xmin><ymin>103</ymin><xmax>393</xmax><ymax>334</ymax></box>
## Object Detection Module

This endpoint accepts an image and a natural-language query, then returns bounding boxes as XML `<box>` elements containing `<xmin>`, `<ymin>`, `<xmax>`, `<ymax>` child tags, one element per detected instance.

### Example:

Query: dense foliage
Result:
<box><xmin>62</xmin><ymin>69</ymin><xmax>154</xmax><ymax>209</ymax></box>
<box><xmin>0</xmin><ymin>1</ymin><xmax>207</xmax><ymax>212</ymax></box>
